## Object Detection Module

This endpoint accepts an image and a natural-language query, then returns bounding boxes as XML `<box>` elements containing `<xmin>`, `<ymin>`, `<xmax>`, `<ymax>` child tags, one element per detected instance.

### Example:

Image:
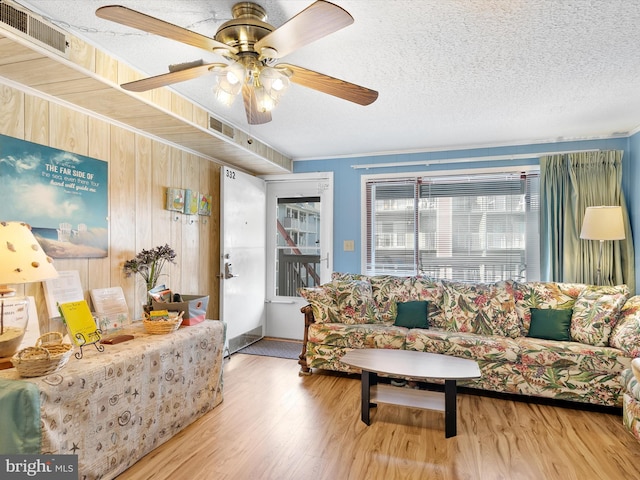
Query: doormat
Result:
<box><xmin>237</xmin><ymin>339</ymin><xmax>302</xmax><ymax>360</ymax></box>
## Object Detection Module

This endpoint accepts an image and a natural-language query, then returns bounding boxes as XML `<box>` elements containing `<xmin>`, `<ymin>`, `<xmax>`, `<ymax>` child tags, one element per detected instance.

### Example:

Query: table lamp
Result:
<box><xmin>579</xmin><ymin>206</ymin><xmax>625</xmax><ymax>285</ymax></box>
<box><xmin>0</xmin><ymin>221</ymin><xmax>58</xmax><ymax>358</ymax></box>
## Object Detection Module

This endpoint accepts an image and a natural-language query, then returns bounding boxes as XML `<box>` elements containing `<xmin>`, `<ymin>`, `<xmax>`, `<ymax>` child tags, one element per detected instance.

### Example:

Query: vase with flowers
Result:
<box><xmin>123</xmin><ymin>244</ymin><xmax>176</xmax><ymax>309</ymax></box>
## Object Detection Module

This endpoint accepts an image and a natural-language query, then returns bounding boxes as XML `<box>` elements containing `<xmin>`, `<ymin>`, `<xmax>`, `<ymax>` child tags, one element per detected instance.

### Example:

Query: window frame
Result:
<box><xmin>360</xmin><ymin>165</ymin><xmax>540</xmax><ymax>281</ymax></box>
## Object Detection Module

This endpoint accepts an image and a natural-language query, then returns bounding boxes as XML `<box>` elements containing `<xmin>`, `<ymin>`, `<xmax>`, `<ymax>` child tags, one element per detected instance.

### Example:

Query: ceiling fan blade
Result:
<box><xmin>96</xmin><ymin>5</ymin><xmax>238</xmax><ymax>55</ymax></box>
<box><xmin>278</xmin><ymin>64</ymin><xmax>378</xmax><ymax>106</ymax></box>
<box><xmin>121</xmin><ymin>63</ymin><xmax>225</xmax><ymax>92</ymax></box>
<box><xmin>242</xmin><ymin>83</ymin><xmax>272</xmax><ymax>125</ymax></box>
<box><xmin>254</xmin><ymin>1</ymin><xmax>353</xmax><ymax>59</ymax></box>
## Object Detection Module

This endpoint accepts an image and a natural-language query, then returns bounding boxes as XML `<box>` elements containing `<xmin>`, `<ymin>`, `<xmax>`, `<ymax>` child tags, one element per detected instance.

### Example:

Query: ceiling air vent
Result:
<box><xmin>0</xmin><ymin>1</ymin><xmax>27</xmax><ymax>33</ymax></box>
<box><xmin>0</xmin><ymin>0</ymin><xmax>68</xmax><ymax>56</ymax></box>
<box><xmin>209</xmin><ymin>115</ymin><xmax>235</xmax><ymax>139</ymax></box>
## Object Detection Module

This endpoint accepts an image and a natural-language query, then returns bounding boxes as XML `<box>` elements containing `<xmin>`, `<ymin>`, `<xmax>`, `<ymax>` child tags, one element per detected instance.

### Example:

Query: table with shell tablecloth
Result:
<box><xmin>0</xmin><ymin>319</ymin><xmax>225</xmax><ymax>480</ymax></box>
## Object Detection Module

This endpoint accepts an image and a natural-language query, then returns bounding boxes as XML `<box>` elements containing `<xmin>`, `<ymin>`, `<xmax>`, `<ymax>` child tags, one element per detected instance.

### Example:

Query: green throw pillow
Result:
<box><xmin>394</xmin><ymin>301</ymin><xmax>429</xmax><ymax>328</ymax></box>
<box><xmin>527</xmin><ymin>308</ymin><xmax>572</xmax><ymax>341</ymax></box>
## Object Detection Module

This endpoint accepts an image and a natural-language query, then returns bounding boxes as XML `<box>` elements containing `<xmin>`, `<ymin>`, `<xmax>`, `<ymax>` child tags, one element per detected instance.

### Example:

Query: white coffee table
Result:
<box><xmin>341</xmin><ymin>349</ymin><xmax>481</xmax><ymax>438</ymax></box>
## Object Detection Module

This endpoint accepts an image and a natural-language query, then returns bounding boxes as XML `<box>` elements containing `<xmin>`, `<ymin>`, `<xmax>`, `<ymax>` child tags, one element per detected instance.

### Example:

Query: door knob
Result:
<box><xmin>224</xmin><ymin>262</ymin><xmax>238</xmax><ymax>279</ymax></box>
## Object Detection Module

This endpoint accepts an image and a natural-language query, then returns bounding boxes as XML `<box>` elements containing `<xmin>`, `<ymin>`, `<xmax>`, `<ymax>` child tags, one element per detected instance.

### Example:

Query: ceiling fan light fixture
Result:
<box><xmin>254</xmin><ymin>84</ymin><xmax>278</xmax><ymax>113</ymax></box>
<box><xmin>213</xmin><ymin>62</ymin><xmax>247</xmax><ymax>95</ymax></box>
<box><xmin>212</xmin><ymin>61</ymin><xmax>246</xmax><ymax>105</ymax></box>
<box><xmin>260</xmin><ymin>67</ymin><xmax>290</xmax><ymax>94</ymax></box>
<box><xmin>259</xmin><ymin>66</ymin><xmax>290</xmax><ymax>99</ymax></box>
<box><xmin>212</xmin><ymin>86</ymin><xmax>237</xmax><ymax>106</ymax></box>
<box><xmin>224</xmin><ymin>62</ymin><xmax>246</xmax><ymax>90</ymax></box>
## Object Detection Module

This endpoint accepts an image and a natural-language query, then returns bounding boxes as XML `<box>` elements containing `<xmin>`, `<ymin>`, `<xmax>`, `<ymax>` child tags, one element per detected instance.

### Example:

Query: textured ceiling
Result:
<box><xmin>12</xmin><ymin>0</ymin><xmax>640</xmax><ymax>160</ymax></box>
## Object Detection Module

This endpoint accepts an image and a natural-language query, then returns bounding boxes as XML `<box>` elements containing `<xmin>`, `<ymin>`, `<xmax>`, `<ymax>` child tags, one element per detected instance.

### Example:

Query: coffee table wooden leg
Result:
<box><xmin>444</xmin><ymin>379</ymin><xmax>457</xmax><ymax>438</ymax></box>
<box><xmin>361</xmin><ymin>370</ymin><xmax>377</xmax><ymax>425</ymax></box>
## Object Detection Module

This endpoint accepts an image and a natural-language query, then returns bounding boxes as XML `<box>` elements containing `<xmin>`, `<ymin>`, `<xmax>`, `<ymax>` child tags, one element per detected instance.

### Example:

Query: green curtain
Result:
<box><xmin>540</xmin><ymin>150</ymin><xmax>635</xmax><ymax>293</ymax></box>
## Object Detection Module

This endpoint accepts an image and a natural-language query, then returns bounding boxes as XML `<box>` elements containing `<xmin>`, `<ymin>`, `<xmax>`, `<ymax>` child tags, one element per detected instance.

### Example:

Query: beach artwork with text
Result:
<box><xmin>0</xmin><ymin>133</ymin><xmax>108</xmax><ymax>258</ymax></box>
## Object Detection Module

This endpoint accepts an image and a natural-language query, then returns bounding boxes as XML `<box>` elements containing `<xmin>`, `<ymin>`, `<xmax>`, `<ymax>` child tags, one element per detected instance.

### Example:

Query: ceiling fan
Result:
<box><xmin>96</xmin><ymin>1</ymin><xmax>379</xmax><ymax>125</ymax></box>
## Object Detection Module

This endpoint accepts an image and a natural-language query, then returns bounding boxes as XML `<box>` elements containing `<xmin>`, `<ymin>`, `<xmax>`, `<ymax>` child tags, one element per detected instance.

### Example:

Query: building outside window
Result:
<box><xmin>276</xmin><ymin>198</ymin><xmax>321</xmax><ymax>295</ymax></box>
<box><xmin>364</xmin><ymin>170</ymin><xmax>540</xmax><ymax>282</ymax></box>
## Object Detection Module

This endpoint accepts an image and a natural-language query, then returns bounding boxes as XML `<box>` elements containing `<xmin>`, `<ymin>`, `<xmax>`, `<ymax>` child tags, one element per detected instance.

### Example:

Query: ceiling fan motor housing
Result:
<box><xmin>214</xmin><ymin>2</ymin><xmax>274</xmax><ymax>54</ymax></box>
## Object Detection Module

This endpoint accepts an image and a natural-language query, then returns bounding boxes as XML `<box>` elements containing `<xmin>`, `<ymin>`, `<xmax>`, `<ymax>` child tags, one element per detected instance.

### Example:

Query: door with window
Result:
<box><xmin>264</xmin><ymin>173</ymin><xmax>333</xmax><ymax>339</ymax></box>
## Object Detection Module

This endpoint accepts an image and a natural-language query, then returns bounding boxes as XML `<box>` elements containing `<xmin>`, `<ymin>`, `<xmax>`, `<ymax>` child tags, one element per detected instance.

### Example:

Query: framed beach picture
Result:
<box><xmin>0</xmin><ymin>134</ymin><xmax>108</xmax><ymax>258</ymax></box>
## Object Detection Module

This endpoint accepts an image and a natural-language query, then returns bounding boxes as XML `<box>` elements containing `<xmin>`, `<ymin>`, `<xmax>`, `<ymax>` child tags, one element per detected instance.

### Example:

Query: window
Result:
<box><xmin>364</xmin><ymin>171</ymin><xmax>540</xmax><ymax>282</ymax></box>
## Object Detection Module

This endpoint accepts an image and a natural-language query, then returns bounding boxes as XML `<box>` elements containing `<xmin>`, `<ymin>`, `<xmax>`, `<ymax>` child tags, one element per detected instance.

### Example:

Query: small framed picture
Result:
<box><xmin>199</xmin><ymin>193</ymin><xmax>212</xmax><ymax>216</ymax></box>
<box><xmin>166</xmin><ymin>188</ymin><xmax>185</xmax><ymax>212</ymax></box>
<box><xmin>184</xmin><ymin>189</ymin><xmax>199</xmax><ymax>215</ymax></box>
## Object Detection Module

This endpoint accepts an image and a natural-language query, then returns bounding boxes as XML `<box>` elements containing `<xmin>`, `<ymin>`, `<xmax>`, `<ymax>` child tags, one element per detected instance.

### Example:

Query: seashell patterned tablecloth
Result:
<box><xmin>0</xmin><ymin>319</ymin><xmax>225</xmax><ymax>480</ymax></box>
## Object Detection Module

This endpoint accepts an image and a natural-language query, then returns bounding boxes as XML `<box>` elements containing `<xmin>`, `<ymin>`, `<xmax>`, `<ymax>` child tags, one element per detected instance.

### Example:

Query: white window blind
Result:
<box><xmin>365</xmin><ymin>171</ymin><xmax>540</xmax><ymax>282</ymax></box>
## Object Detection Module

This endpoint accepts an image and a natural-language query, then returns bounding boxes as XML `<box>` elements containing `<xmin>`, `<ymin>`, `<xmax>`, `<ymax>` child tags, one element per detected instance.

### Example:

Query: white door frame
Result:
<box><xmin>262</xmin><ymin>172</ymin><xmax>333</xmax><ymax>339</ymax></box>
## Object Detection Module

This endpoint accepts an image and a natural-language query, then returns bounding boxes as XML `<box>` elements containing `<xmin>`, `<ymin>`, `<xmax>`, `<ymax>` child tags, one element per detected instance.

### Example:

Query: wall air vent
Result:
<box><xmin>208</xmin><ymin>115</ymin><xmax>235</xmax><ymax>139</ymax></box>
<box><xmin>0</xmin><ymin>0</ymin><xmax>68</xmax><ymax>56</ymax></box>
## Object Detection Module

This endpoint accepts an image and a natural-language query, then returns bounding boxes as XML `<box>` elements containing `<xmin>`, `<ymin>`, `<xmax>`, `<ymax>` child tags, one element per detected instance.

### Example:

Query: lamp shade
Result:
<box><xmin>0</xmin><ymin>221</ymin><xmax>58</xmax><ymax>288</ymax></box>
<box><xmin>579</xmin><ymin>206</ymin><xmax>626</xmax><ymax>241</ymax></box>
<box><xmin>212</xmin><ymin>62</ymin><xmax>245</xmax><ymax>103</ymax></box>
<box><xmin>259</xmin><ymin>66</ymin><xmax>290</xmax><ymax>99</ymax></box>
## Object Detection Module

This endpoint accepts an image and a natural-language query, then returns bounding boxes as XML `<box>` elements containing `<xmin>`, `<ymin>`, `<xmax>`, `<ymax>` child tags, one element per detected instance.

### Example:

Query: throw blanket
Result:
<box><xmin>0</xmin><ymin>378</ymin><xmax>40</xmax><ymax>453</ymax></box>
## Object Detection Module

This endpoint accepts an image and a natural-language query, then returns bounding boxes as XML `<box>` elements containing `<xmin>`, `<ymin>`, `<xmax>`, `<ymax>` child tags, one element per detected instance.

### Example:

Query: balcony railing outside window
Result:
<box><xmin>365</xmin><ymin>172</ymin><xmax>540</xmax><ymax>282</ymax></box>
<box><xmin>276</xmin><ymin>198</ymin><xmax>321</xmax><ymax>296</ymax></box>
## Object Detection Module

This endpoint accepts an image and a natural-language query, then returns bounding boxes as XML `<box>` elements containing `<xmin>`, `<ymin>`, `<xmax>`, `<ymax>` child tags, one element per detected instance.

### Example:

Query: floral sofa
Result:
<box><xmin>622</xmin><ymin>357</ymin><xmax>640</xmax><ymax>439</ymax></box>
<box><xmin>299</xmin><ymin>273</ymin><xmax>640</xmax><ymax>408</ymax></box>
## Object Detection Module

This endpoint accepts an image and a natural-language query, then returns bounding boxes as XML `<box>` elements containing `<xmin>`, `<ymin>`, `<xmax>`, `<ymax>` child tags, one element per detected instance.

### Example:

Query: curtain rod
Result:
<box><xmin>350</xmin><ymin>149</ymin><xmax>601</xmax><ymax>170</ymax></box>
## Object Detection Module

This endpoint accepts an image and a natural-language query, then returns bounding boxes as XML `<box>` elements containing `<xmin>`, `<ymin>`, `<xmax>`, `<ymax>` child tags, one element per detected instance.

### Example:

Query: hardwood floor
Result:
<box><xmin>117</xmin><ymin>354</ymin><xmax>640</xmax><ymax>480</ymax></box>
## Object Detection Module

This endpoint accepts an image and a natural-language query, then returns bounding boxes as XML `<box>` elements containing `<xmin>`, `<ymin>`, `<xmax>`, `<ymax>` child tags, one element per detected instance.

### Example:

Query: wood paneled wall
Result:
<box><xmin>0</xmin><ymin>83</ymin><xmax>221</xmax><ymax>329</ymax></box>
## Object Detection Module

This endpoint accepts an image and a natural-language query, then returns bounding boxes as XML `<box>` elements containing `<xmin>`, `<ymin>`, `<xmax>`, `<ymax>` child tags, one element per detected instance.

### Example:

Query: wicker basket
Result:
<box><xmin>143</xmin><ymin>317</ymin><xmax>183</xmax><ymax>334</ymax></box>
<box><xmin>11</xmin><ymin>332</ymin><xmax>74</xmax><ymax>378</ymax></box>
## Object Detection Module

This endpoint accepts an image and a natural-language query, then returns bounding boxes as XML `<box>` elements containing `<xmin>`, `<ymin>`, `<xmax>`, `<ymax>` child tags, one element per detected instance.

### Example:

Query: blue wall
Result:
<box><xmin>294</xmin><ymin>138</ymin><xmax>636</xmax><ymax>285</ymax></box>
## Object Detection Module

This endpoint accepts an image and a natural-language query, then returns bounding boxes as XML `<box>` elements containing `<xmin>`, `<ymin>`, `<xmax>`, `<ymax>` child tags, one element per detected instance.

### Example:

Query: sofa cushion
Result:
<box><xmin>406</xmin><ymin>328</ymin><xmax>520</xmax><ymax>362</ymax></box>
<box><xmin>513</xmin><ymin>282</ymin><xmax>585</xmax><ymax>333</ymax></box>
<box><xmin>305</xmin><ymin>343</ymin><xmax>359</xmax><ymax>373</ymax></box>
<box><xmin>307</xmin><ymin>322</ymin><xmax>408</xmax><ymax>349</ymax></box>
<box><xmin>394</xmin><ymin>301</ymin><xmax>429</xmax><ymax>328</ymax></box>
<box><xmin>439</xmin><ymin>280</ymin><xmax>522</xmax><ymax>338</ymax></box>
<box><xmin>298</xmin><ymin>286</ymin><xmax>339</xmax><ymax>324</ymax></box>
<box><xmin>518</xmin><ymin>362</ymin><xmax>624</xmax><ymax>406</ymax></box>
<box><xmin>610</xmin><ymin>295</ymin><xmax>640</xmax><ymax>356</ymax></box>
<box><xmin>570</xmin><ymin>284</ymin><xmax>629</xmax><ymax>347</ymax></box>
<box><xmin>355</xmin><ymin>275</ymin><xmax>443</xmax><ymax>325</ymax></box>
<box><xmin>331</xmin><ymin>272</ymin><xmax>369</xmax><ymax>282</ymax></box>
<box><xmin>411</xmin><ymin>276</ymin><xmax>445</xmax><ymax>327</ymax></box>
<box><xmin>527</xmin><ymin>308</ymin><xmax>572</xmax><ymax>341</ymax></box>
<box><xmin>368</xmin><ymin>275</ymin><xmax>415</xmax><ymax>323</ymax></box>
<box><xmin>517</xmin><ymin>336</ymin><xmax>629</xmax><ymax>373</ymax></box>
<box><xmin>326</xmin><ymin>279</ymin><xmax>381</xmax><ymax>324</ymax></box>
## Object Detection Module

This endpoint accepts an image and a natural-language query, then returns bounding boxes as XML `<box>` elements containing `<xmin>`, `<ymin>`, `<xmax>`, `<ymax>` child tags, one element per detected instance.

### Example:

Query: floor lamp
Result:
<box><xmin>579</xmin><ymin>206</ymin><xmax>625</xmax><ymax>285</ymax></box>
